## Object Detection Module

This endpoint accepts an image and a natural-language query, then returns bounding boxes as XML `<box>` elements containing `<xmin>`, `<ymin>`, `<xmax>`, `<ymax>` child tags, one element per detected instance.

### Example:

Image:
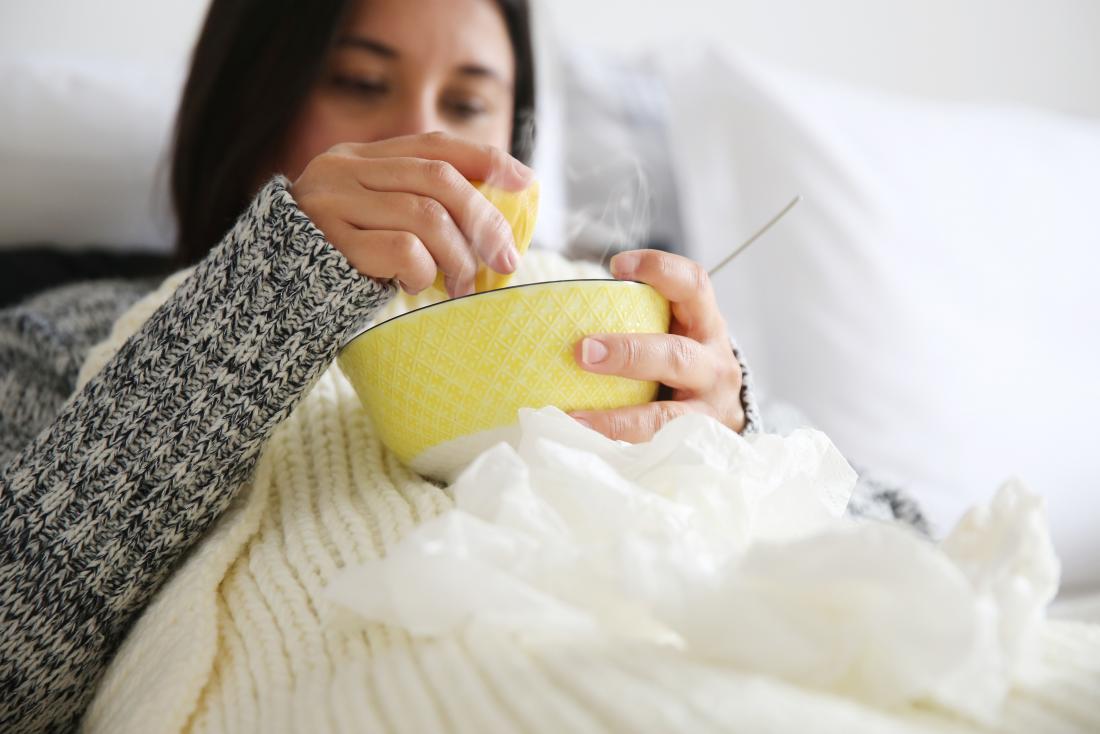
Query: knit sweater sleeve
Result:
<box><xmin>0</xmin><ymin>176</ymin><xmax>395</xmax><ymax>733</ymax></box>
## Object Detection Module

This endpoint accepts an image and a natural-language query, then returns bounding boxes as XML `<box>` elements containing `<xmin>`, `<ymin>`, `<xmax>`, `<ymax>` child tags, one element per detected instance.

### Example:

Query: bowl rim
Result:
<box><xmin>341</xmin><ymin>277</ymin><xmax>658</xmax><ymax>347</ymax></box>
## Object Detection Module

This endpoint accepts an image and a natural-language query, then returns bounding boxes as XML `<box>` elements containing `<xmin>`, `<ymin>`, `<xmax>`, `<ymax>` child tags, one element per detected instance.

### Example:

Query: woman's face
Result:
<box><xmin>277</xmin><ymin>0</ymin><xmax>516</xmax><ymax>181</ymax></box>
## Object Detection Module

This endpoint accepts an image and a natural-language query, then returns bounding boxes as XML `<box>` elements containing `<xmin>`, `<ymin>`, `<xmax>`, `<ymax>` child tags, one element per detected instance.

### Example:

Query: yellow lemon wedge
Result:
<box><xmin>432</xmin><ymin>179</ymin><xmax>540</xmax><ymax>296</ymax></box>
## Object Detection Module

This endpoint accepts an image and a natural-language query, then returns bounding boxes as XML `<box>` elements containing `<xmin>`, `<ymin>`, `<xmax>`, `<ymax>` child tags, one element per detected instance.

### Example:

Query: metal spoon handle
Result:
<box><xmin>707</xmin><ymin>194</ymin><xmax>802</xmax><ymax>277</ymax></box>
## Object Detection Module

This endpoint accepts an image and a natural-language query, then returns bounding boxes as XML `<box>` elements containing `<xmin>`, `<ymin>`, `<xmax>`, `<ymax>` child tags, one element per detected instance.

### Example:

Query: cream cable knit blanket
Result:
<box><xmin>80</xmin><ymin>251</ymin><xmax>1100</xmax><ymax>734</ymax></box>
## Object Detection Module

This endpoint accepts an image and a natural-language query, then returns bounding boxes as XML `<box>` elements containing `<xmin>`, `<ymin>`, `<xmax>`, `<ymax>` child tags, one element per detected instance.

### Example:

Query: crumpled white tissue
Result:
<box><xmin>326</xmin><ymin>408</ymin><xmax>1059</xmax><ymax>723</ymax></box>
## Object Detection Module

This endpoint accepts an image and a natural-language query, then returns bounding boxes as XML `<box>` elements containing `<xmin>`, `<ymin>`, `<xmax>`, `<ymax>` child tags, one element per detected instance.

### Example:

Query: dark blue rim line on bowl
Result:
<box><xmin>341</xmin><ymin>278</ymin><xmax>650</xmax><ymax>347</ymax></box>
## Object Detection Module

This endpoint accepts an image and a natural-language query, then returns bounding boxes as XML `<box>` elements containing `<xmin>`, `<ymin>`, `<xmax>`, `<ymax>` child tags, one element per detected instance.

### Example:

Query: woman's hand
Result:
<box><xmin>290</xmin><ymin>132</ymin><xmax>534</xmax><ymax>298</ymax></box>
<box><xmin>570</xmin><ymin>249</ymin><xmax>746</xmax><ymax>441</ymax></box>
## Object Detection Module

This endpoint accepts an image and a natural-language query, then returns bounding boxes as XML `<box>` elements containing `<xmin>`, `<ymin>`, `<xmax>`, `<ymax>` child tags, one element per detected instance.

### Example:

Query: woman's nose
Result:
<box><xmin>387</xmin><ymin>96</ymin><xmax>442</xmax><ymax>138</ymax></box>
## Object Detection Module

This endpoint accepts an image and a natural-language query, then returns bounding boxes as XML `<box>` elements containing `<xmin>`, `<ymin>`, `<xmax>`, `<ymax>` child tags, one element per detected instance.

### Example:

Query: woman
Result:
<box><xmin>0</xmin><ymin>0</ymin><xmax>758</xmax><ymax>730</ymax></box>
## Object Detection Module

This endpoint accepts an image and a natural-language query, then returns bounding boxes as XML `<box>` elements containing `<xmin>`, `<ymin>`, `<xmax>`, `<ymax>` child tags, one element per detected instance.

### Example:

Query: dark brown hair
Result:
<box><xmin>170</xmin><ymin>0</ymin><xmax>536</xmax><ymax>267</ymax></box>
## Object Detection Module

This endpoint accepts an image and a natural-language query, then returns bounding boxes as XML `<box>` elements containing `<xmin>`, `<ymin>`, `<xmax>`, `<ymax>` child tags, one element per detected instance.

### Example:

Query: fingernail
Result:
<box><xmin>511</xmin><ymin>157</ymin><xmax>535</xmax><ymax>185</ymax></box>
<box><xmin>571</xmin><ymin>414</ymin><xmax>592</xmax><ymax>429</ymax></box>
<box><xmin>581</xmin><ymin>337</ymin><xmax>609</xmax><ymax>365</ymax></box>
<box><xmin>445</xmin><ymin>276</ymin><xmax>470</xmax><ymax>298</ymax></box>
<box><xmin>610</xmin><ymin>253</ymin><xmax>639</xmax><ymax>279</ymax></box>
<box><xmin>503</xmin><ymin>246</ymin><xmax>519</xmax><ymax>273</ymax></box>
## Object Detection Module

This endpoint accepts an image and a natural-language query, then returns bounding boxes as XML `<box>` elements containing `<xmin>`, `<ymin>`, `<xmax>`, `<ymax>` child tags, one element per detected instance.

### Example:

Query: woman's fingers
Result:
<box><xmin>609</xmin><ymin>249</ymin><xmax>727</xmax><ymax>343</ymax></box>
<box><xmin>340</xmin><ymin>131</ymin><xmax>534</xmax><ymax>191</ymax></box>
<box><xmin>335</xmin><ymin>189</ymin><xmax>479</xmax><ymax>296</ymax></box>
<box><xmin>292</xmin><ymin>132</ymin><xmax>535</xmax><ymax>293</ymax></box>
<box><xmin>571</xmin><ymin>248</ymin><xmax>748</xmax><ymax>437</ymax></box>
<box><xmin>333</xmin><ymin>225</ymin><xmax>438</xmax><ymax>294</ymax></box>
<box><xmin>564</xmin><ymin>249</ymin><xmax>745</xmax><ymax>440</ymax></box>
<box><xmin>349</xmin><ymin>156</ymin><xmax>517</xmax><ymax>276</ymax></box>
<box><xmin>570</xmin><ymin>400</ymin><xmax>715</xmax><ymax>443</ymax></box>
<box><xmin>574</xmin><ymin>332</ymin><xmax>721</xmax><ymax>392</ymax></box>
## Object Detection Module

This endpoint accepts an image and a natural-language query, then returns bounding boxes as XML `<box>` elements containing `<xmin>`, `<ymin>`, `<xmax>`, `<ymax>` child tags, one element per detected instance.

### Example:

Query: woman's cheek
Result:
<box><xmin>276</xmin><ymin>93</ymin><xmax>382</xmax><ymax>180</ymax></box>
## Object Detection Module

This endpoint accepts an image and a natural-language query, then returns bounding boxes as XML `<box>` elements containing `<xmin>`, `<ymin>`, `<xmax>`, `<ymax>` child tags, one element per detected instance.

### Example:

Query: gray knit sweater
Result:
<box><xmin>0</xmin><ymin>178</ymin><xmax>912</xmax><ymax>732</ymax></box>
<box><xmin>0</xmin><ymin>179</ymin><xmax>397</xmax><ymax>732</ymax></box>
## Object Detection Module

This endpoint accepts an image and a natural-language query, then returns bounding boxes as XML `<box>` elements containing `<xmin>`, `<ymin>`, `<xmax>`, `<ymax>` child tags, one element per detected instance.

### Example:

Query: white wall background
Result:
<box><xmin>0</xmin><ymin>1</ymin><xmax>207</xmax><ymax>70</ymax></box>
<box><xmin>3</xmin><ymin>0</ymin><xmax>1098</xmax><ymax>117</ymax></box>
<box><xmin>541</xmin><ymin>0</ymin><xmax>1100</xmax><ymax>118</ymax></box>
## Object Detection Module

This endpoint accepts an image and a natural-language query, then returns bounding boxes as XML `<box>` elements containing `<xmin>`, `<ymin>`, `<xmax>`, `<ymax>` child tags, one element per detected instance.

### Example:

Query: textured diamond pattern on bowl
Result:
<box><xmin>337</xmin><ymin>280</ymin><xmax>670</xmax><ymax>470</ymax></box>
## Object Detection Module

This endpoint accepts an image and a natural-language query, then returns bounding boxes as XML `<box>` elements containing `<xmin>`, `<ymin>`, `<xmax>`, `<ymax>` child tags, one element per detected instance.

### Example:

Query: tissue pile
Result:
<box><xmin>328</xmin><ymin>407</ymin><xmax>1083</xmax><ymax>727</ymax></box>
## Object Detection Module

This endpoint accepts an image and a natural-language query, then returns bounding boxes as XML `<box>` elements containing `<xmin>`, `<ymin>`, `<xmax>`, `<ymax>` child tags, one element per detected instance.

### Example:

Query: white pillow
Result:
<box><xmin>0</xmin><ymin>55</ymin><xmax>182</xmax><ymax>252</ymax></box>
<box><xmin>659</xmin><ymin>48</ymin><xmax>1100</xmax><ymax>594</ymax></box>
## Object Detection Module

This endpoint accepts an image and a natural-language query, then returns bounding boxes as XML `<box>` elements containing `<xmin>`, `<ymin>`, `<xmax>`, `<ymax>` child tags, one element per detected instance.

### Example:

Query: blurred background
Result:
<box><xmin>4</xmin><ymin>0</ymin><xmax>1099</xmax><ymax>255</ymax></box>
<box><xmin>4</xmin><ymin>0</ymin><xmax>1100</xmax><ymax>113</ymax></box>
<box><xmin>2</xmin><ymin>1</ymin><xmax>1098</xmax><ymax>605</ymax></box>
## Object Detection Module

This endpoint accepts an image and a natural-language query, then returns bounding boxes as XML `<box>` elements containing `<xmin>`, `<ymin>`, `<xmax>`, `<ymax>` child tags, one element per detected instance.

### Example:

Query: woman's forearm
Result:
<box><xmin>0</xmin><ymin>177</ymin><xmax>394</xmax><ymax>733</ymax></box>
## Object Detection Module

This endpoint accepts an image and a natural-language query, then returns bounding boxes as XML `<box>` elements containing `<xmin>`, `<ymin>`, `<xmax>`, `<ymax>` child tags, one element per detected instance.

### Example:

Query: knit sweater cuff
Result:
<box><xmin>731</xmin><ymin>337</ymin><xmax>762</xmax><ymax>434</ymax></box>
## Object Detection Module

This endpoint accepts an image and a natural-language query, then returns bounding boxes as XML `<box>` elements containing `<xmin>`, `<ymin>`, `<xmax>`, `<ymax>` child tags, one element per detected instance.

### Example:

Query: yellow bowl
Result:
<box><xmin>338</xmin><ymin>279</ymin><xmax>671</xmax><ymax>481</ymax></box>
